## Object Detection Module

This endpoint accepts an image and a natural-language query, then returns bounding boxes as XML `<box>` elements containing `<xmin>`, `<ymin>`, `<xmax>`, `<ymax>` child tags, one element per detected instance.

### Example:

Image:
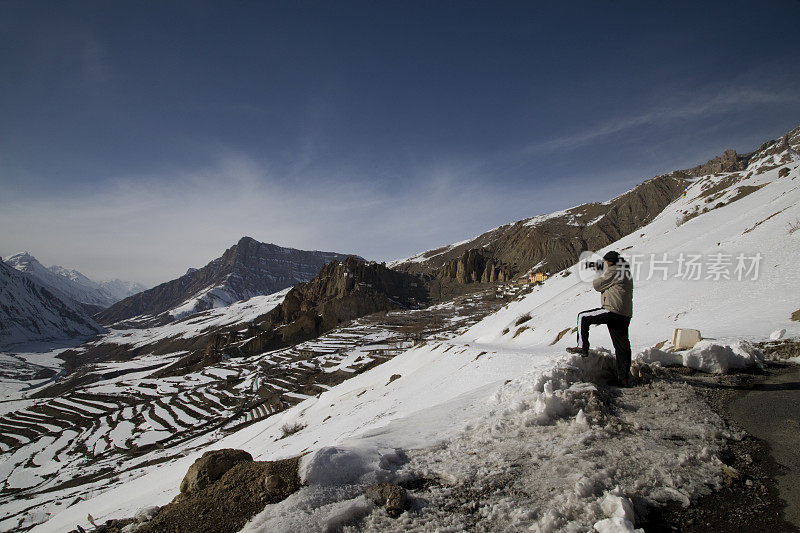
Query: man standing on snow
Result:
<box><xmin>567</xmin><ymin>251</ymin><xmax>633</xmax><ymax>385</ymax></box>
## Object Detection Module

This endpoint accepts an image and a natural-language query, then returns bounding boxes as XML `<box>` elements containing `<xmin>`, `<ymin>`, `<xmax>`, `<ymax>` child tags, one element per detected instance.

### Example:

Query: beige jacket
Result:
<box><xmin>592</xmin><ymin>263</ymin><xmax>633</xmax><ymax>317</ymax></box>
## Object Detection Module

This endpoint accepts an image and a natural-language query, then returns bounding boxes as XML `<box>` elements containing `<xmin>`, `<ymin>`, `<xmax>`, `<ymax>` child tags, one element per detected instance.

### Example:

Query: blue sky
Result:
<box><xmin>1</xmin><ymin>1</ymin><xmax>799</xmax><ymax>286</ymax></box>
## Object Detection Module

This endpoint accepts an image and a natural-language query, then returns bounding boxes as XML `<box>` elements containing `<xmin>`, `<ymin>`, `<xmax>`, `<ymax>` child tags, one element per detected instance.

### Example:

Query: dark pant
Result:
<box><xmin>577</xmin><ymin>308</ymin><xmax>632</xmax><ymax>379</ymax></box>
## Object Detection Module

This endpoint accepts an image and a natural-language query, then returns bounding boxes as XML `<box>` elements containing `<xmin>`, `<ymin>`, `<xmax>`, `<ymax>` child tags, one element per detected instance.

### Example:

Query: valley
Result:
<box><xmin>0</xmin><ymin>284</ymin><xmax>528</xmax><ymax>531</ymax></box>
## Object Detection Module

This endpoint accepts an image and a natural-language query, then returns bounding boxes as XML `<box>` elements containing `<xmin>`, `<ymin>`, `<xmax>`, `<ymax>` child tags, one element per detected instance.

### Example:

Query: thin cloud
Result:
<box><xmin>528</xmin><ymin>86</ymin><xmax>800</xmax><ymax>152</ymax></box>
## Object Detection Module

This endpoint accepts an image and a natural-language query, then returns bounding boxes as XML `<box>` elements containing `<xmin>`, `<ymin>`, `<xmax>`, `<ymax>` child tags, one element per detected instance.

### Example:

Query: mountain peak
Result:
<box><xmin>5</xmin><ymin>251</ymin><xmax>42</xmax><ymax>271</ymax></box>
<box><xmin>97</xmin><ymin>239</ymin><xmax>359</xmax><ymax>326</ymax></box>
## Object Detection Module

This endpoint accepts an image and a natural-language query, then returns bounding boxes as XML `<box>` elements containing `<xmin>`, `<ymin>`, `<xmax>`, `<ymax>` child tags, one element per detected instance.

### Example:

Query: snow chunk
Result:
<box><xmin>300</xmin><ymin>445</ymin><xmax>383</xmax><ymax>487</ymax></box>
<box><xmin>637</xmin><ymin>340</ymin><xmax>763</xmax><ymax>373</ymax></box>
<box><xmin>133</xmin><ymin>506</ymin><xmax>159</xmax><ymax>523</ymax></box>
<box><xmin>600</xmin><ymin>486</ymin><xmax>634</xmax><ymax>522</ymax></box>
<box><xmin>594</xmin><ymin>516</ymin><xmax>643</xmax><ymax>533</ymax></box>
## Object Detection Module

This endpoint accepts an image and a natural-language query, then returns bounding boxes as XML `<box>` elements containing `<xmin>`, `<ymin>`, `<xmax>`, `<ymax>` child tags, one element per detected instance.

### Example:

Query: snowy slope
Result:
<box><xmin>5</xmin><ymin>253</ymin><xmax>117</xmax><ymax>308</ymax></box>
<box><xmin>166</xmin><ymin>280</ymin><xmax>265</xmax><ymax>320</ymax></box>
<box><xmin>34</xmin><ymin>142</ymin><xmax>800</xmax><ymax>532</ymax></box>
<box><xmin>96</xmin><ymin>288</ymin><xmax>291</xmax><ymax>350</ymax></box>
<box><xmin>0</xmin><ymin>262</ymin><xmax>104</xmax><ymax>349</ymax></box>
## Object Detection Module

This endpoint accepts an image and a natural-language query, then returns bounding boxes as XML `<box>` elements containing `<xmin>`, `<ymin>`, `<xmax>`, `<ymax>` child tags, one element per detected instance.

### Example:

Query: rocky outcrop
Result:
<box><xmin>233</xmin><ymin>257</ymin><xmax>428</xmax><ymax>355</ymax></box>
<box><xmin>180</xmin><ymin>449</ymin><xmax>253</xmax><ymax>495</ymax></box>
<box><xmin>684</xmin><ymin>148</ymin><xmax>749</xmax><ymax>176</ymax></box>
<box><xmin>154</xmin><ymin>257</ymin><xmax>428</xmax><ymax>376</ymax></box>
<box><xmin>684</xmin><ymin>125</ymin><xmax>800</xmax><ymax>177</ymax></box>
<box><xmin>437</xmin><ymin>248</ymin><xmax>512</xmax><ymax>284</ymax></box>
<box><xmin>96</xmin><ymin>237</ymin><xmax>356</xmax><ymax>326</ymax></box>
<box><xmin>91</xmin><ymin>452</ymin><xmax>301</xmax><ymax>533</ymax></box>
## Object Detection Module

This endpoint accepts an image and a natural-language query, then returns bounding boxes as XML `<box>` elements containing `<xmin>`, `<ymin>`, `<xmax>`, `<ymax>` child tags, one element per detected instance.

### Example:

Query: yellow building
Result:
<box><xmin>528</xmin><ymin>272</ymin><xmax>549</xmax><ymax>283</ymax></box>
<box><xmin>511</xmin><ymin>272</ymin><xmax>549</xmax><ymax>285</ymax></box>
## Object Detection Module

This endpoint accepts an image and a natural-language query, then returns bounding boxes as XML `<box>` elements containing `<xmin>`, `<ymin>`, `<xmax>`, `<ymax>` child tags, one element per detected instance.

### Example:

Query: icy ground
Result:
<box><xmin>25</xmin><ymin>136</ymin><xmax>800</xmax><ymax>531</ymax></box>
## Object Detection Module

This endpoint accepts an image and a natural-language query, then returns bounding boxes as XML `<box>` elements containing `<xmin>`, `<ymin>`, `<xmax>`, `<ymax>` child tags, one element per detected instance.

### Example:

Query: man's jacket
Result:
<box><xmin>592</xmin><ymin>263</ymin><xmax>633</xmax><ymax>317</ymax></box>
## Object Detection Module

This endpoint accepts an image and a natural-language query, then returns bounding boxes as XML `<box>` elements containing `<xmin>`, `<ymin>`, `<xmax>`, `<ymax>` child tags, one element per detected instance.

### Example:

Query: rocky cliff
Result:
<box><xmin>96</xmin><ymin>237</ymin><xmax>357</xmax><ymax>326</ymax></box>
<box><xmin>437</xmin><ymin>248</ymin><xmax>512</xmax><ymax>284</ymax></box>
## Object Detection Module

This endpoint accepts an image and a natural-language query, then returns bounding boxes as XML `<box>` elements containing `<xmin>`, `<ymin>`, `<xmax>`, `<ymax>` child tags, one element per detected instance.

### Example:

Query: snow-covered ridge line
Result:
<box><xmin>387</xmin><ymin>124</ymin><xmax>800</xmax><ymax>274</ymax></box>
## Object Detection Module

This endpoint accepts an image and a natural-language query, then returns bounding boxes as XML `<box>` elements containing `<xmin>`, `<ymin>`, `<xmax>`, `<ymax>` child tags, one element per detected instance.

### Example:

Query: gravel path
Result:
<box><xmin>643</xmin><ymin>362</ymin><xmax>800</xmax><ymax>532</ymax></box>
<box><xmin>727</xmin><ymin>363</ymin><xmax>800</xmax><ymax>528</ymax></box>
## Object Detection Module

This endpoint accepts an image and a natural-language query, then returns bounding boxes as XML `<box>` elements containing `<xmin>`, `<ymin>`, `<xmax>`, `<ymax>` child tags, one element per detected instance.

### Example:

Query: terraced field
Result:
<box><xmin>0</xmin><ymin>285</ymin><xmax>530</xmax><ymax>531</ymax></box>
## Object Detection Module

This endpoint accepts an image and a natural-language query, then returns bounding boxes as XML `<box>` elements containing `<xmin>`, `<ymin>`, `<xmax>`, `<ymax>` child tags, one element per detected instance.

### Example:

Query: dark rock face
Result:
<box><xmin>96</xmin><ymin>237</ymin><xmax>356</xmax><ymax>326</ymax></box>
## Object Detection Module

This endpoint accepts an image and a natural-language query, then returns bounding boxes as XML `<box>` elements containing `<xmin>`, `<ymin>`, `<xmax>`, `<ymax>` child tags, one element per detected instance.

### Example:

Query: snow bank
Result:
<box><xmin>638</xmin><ymin>340</ymin><xmax>764</xmax><ymax>373</ymax></box>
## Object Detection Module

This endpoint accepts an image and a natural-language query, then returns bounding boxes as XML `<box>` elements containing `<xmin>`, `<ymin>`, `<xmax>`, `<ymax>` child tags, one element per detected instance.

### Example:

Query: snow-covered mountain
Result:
<box><xmin>0</xmin><ymin>261</ymin><xmax>104</xmax><ymax>348</ymax></box>
<box><xmin>96</xmin><ymin>237</ymin><xmax>359</xmax><ymax>326</ymax></box>
<box><xmin>45</xmin><ymin>266</ymin><xmax>147</xmax><ymax>302</ymax></box>
<box><xmin>98</xmin><ymin>278</ymin><xmax>148</xmax><ymax>302</ymax></box>
<box><xmin>3</xmin><ymin>252</ymin><xmax>146</xmax><ymax>312</ymax></box>
<box><xmin>31</xmin><ymin>125</ymin><xmax>800</xmax><ymax>532</ymax></box>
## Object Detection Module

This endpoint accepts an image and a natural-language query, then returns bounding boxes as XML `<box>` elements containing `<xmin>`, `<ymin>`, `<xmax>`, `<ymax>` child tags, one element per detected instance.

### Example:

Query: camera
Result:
<box><xmin>584</xmin><ymin>261</ymin><xmax>604</xmax><ymax>271</ymax></box>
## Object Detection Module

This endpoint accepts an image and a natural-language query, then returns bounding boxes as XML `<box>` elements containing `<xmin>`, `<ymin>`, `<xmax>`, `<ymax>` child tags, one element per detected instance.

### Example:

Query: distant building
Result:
<box><xmin>529</xmin><ymin>272</ymin><xmax>549</xmax><ymax>283</ymax></box>
<box><xmin>513</xmin><ymin>272</ymin><xmax>549</xmax><ymax>284</ymax></box>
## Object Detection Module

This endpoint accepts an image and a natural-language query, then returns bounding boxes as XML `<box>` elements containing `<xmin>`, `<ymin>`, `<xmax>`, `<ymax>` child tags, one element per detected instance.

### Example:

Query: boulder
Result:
<box><xmin>180</xmin><ymin>448</ymin><xmax>253</xmax><ymax>495</ymax></box>
<box><xmin>262</xmin><ymin>473</ymin><xmax>291</xmax><ymax>496</ymax></box>
<box><xmin>365</xmin><ymin>483</ymin><xmax>408</xmax><ymax>518</ymax></box>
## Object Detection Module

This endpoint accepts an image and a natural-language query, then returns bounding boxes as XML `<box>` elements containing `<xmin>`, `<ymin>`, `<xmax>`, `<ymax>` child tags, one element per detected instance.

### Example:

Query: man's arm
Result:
<box><xmin>592</xmin><ymin>267</ymin><xmax>617</xmax><ymax>292</ymax></box>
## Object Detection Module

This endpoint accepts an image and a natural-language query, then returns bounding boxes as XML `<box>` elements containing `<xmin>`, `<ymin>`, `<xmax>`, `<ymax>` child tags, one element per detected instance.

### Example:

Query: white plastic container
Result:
<box><xmin>672</xmin><ymin>328</ymin><xmax>702</xmax><ymax>350</ymax></box>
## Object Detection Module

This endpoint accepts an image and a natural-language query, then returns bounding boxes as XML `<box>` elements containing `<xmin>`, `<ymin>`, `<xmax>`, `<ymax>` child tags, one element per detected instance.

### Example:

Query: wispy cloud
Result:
<box><xmin>527</xmin><ymin>86</ymin><xmax>800</xmax><ymax>153</ymax></box>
